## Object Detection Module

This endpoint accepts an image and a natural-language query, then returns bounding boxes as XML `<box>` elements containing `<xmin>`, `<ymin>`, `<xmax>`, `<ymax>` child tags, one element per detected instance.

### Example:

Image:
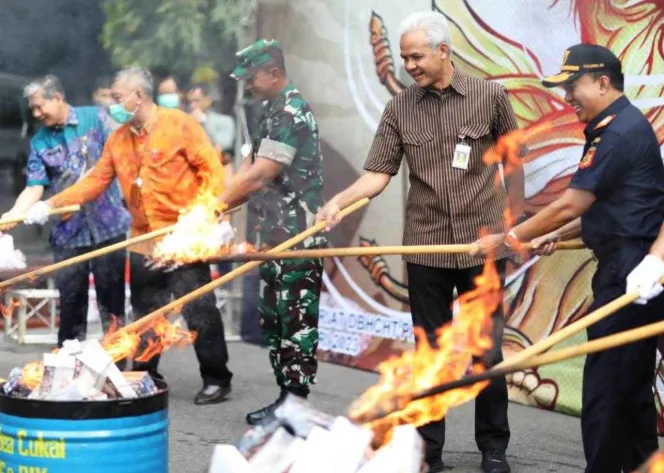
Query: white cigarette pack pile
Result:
<box><xmin>25</xmin><ymin>339</ymin><xmax>158</xmax><ymax>401</ymax></box>
<box><xmin>207</xmin><ymin>394</ymin><xmax>424</xmax><ymax>473</ymax></box>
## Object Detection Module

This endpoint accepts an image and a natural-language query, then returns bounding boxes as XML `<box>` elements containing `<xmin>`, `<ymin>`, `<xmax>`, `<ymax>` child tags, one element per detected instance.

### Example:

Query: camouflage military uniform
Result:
<box><xmin>233</xmin><ymin>40</ymin><xmax>326</xmax><ymax>393</ymax></box>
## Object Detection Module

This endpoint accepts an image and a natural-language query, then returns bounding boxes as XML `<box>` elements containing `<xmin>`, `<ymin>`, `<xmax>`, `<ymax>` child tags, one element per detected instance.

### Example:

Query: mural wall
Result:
<box><xmin>256</xmin><ymin>0</ymin><xmax>664</xmax><ymax>427</ymax></box>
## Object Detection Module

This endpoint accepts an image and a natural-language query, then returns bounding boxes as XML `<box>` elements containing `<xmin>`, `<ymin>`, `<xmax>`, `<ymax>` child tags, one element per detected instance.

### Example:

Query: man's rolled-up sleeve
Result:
<box><xmin>26</xmin><ymin>144</ymin><xmax>50</xmax><ymax>187</ymax></box>
<box><xmin>364</xmin><ymin>100</ymin><xmax>404</xmax><ymax>175</ymax></box>
<box><xmin>258</xmin><ymin>110</ymin><xmax>302</xmax><ymax>166</ymax></box>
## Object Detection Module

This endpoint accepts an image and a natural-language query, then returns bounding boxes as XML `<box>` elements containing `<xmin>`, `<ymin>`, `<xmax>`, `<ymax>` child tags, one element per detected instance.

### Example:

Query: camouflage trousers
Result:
<box><xmin>258</xmin><ymin>258</ymin><xmax>323</xmax><ymax>390</ymax></box>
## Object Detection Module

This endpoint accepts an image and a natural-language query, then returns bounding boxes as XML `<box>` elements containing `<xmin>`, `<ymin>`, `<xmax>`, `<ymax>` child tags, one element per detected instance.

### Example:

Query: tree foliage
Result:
<box><xmin>100</xmin><ymin>0</ymin><xmax>253</xmax><ymax>81</ymax></box>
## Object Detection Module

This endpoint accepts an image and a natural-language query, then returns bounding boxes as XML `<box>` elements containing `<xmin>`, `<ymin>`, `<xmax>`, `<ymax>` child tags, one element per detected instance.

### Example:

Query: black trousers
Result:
<box><xmin>582</xmin><ymin>240</ymin><xmax>663</xmax><ymax>473</ymax></box>
<box><xmin>406</xmin><ymin>260</ymin><xmax>510</xmax><ymax>461</ymax></box>
<box><xmin>129</xmin><ymin>252</ymin><xmax>233</xmax><ymax>387</ymax></box>
<box><xmin>53</xmin><ymin>234</ymin><xmax>127</xmax><ymax>347</ymax></box>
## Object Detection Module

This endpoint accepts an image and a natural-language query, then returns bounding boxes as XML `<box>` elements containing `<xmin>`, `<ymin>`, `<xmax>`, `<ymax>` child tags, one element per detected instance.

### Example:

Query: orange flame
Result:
<box><xmin>132</xmin><ymin>316</ymin><xmax>197</xmax><ymax>363</ymax></box>
<box><xmin>151</xmin><ymin>191</ymin><xmax>232</xmax><ymax>265</ymax></box>
<box><xmin>101</xmin><ymin>316</ymin><xmax>142</xmax><ymax>362</ymax></box>
<box><xmin>646</xmin><ymin>451</ymin><xmax>664</xmax><ymax>473</ymax></box>
<box><xmin>349</xmin><ymin>256</ymin><xmax>502</xmax><ymax>445</ymax></box>
<box><xmin>1</xmin><ymin>298</ymin><xmax>20</xmax><ymax>319</ymax></box>
<box><xmin>101</xmin><ymin>314</ymin><xmax>197</xmax><ymax>364</ymax></box>
<box><xmin>483</xmin><ymin>121</ymin><xmax>553</xmax><ymax>171</ymax></box>
<box><xmin>17</xmin><ymin>314</ymin><xmax>197</xmax><ymax>392</ymax></box>
<box><xmin>21</xmin><ymin>361</ymin><xmax>44</xmax><ymax>390</ymax></box>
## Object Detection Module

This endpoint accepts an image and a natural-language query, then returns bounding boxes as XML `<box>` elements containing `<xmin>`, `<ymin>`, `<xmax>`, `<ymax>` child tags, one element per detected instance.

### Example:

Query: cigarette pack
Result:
<box><xmin>274</xmin><ymin>394</ymin><xmax>334</xmax><ymax>437</ymax></box>
<box><xmin>76</xmin><ymin>339</ymin><xmax>137</xmax><ymax>399</ymax></box>
<box><xmin>356</xmin><ymin>425</ymin><xmax>424</xmax><ymax>473</ymax></box>
<box><xmin>237</xmin><ymin>418</ymin><xmax>282</xmax><ymax>459</ymax></box>
<box><xmin>207</xmin><ymin>445</ymin><xmax>252</xmax><ymax>473</ymax></box>
<box><xmin>39</xmin><ymin>353</ymin><xmax>80</xmax><ymax>399</ymax></box>
<box><xmin>123</xmin><ymin>371</ymin><xmax>158</xmax><ymax>396</ymax></box>
<box><xmin>248</xmin><ymin>426</ymin><xmax>297</xmax><ymax>473</ymax></box>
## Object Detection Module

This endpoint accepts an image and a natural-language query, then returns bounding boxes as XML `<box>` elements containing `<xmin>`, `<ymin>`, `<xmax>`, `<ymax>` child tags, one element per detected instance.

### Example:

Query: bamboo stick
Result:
<box><xmin>351</xmin><ymin>297</ymin><xmax>664</xmax><ymax>424</ymax></box>
<box><xmin>0</xmin><ymin>226</ymin><xmax>174</xmax><ymax>290</ymax></box>
<box><xmin>119</xmin><ymin>198</ymin><xmax>370</xmax><ymax>336</ymax></box>
<box><xmin>0</xmin><ymin>206</ymin><xmax>241</xmax><ymax>290</ymax></box>
<box><xmin>211</xmin><ymin>239</ymin><xmax>586</xmax><ymax>263</ymax></box>
<box><xmin>495</xmin><ymin>275</ymin><xmax>664</xmax><ymax>370</ymax></box>
<box><xmin>0</xmin><ymin>205</ymin><xmax>81</xmax><ymax>227</ymax></box>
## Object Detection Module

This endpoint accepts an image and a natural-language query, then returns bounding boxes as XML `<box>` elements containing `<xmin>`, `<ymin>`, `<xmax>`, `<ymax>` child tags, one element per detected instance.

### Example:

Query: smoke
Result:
<box><xmin>0</xmin><ymin>0</ymin><xmax>112</xmax><ymax>106</ymax></box>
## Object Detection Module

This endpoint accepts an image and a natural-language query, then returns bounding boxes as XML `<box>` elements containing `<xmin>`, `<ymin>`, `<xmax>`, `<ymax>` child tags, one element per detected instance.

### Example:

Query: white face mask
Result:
<box><xmin>157</xmin><ymin>93</ymin><xmax>180</xmax><ymax>108</ymax></box>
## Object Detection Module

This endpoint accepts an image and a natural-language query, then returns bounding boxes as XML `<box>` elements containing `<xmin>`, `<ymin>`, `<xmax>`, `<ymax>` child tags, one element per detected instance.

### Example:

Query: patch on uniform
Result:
<box><xmin>580</xmin><ymin>146</ymin><xmax>596</xmax><ymax>169</ymax></box>
<box><xmin>593</xmin><ymin>114</ymin><xmax>615</xmax><ymax>131</ymax></box>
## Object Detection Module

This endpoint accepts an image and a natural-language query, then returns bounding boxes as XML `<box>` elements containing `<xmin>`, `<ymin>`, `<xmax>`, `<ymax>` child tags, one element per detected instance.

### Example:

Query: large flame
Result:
<box><xmin>150</xmin><ymin>192</ymin><xmax>257</xmax><ymax>266</ymax></box>
<box><xmin>18</xmin><ymin>314</ymin><xmax>197</xmax><ymax>391</ymax></box>
<box><xmin>349</xmin><ymin>256</ymin><xmax>502</xmax><ymax>445</ymax></box>
<box><xmin>151</xmin><ymin>191</ymin><xmax>230</xmax><ymax>264</ymax></box>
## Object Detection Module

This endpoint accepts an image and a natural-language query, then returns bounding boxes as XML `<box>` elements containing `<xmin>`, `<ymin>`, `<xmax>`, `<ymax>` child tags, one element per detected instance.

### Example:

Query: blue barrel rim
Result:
<box><xmin>0</xmin><ymin>379</ymin><xmax>169</xmax><ymax>420</ymax></box>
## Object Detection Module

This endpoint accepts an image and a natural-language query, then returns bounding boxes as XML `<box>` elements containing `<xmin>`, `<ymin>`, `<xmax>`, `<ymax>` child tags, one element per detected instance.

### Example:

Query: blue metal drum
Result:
<box><xmin>0</xmin><ymin>381</ymin><xmax>168</xmax><ymax>473</ymax></box>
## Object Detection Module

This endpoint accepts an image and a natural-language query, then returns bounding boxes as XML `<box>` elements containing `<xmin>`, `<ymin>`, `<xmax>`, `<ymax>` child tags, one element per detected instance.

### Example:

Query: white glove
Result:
<box><xmin>24</xmin><ymin>201</ymin><xmax>51</xmax><ymax>225</ymax></box>
<box><xmin>240</xmin><ymin>143</ymin><xmax>252</xmax><ymax>159</ymax></box>
<box><xmin>212</xmin><ymin>221</ymin><xmax>235</xmax><ymax>246</ymax></box>
<box><xmin>626</xmin><ymin>254</ymin><xmax>664</xmax><ymax>304</ymax></box>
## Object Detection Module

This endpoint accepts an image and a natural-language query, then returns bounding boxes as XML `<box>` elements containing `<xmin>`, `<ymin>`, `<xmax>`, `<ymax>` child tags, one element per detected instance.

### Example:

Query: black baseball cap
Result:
<box><xmin>542</xmin><ymin>44</ymin><xmax>622</xmax><ymax>87</ymax></box>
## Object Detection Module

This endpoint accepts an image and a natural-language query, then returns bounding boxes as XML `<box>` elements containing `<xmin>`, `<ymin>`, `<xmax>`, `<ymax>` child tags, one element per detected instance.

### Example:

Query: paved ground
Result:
<box><xmin>0</xmin><ymin>337</ymin><xmax>590</xmax><ymax>472</ymax></box>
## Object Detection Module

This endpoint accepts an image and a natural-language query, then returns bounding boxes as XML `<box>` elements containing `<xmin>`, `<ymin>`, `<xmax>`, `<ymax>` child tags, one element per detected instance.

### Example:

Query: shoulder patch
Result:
<box><xmin>579</xmin><ymin>146</ymin><xmax>596</xmax><ymax>169</ymax></box>
<box><xmin>594</xmin><ymin>114</ymin><xmax>616</xmax><ymax>131</ymax></box>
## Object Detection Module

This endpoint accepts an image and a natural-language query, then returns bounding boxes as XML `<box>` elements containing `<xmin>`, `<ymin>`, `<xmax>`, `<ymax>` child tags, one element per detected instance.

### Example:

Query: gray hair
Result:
<box><xmin>23</xmin><ymin>74</ymin><xmax>65</xmax><ymax>100</ymax></box>
<box><xmin>398</xmin><ymin>11</ymin><xmax>452</xmax><ymax>51</ymax></box>
<box><xmin>113</xmin><ymin>67</ymin><xmax>154</xmax><ymax>97</ymax></box>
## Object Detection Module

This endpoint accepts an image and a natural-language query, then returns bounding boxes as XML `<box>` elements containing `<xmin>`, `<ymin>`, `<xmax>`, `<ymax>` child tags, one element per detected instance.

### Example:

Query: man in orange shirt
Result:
<box><xmin>24</xmin><ymin>67</ymin><xmax>234</xmax><ymax>405</ymax></box>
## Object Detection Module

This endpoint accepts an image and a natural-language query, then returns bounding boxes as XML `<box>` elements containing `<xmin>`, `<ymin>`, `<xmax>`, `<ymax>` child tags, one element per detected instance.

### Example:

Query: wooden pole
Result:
<box><xmin>351</xmin><ymin>294</ymin><xmax>664</xmax><ymax>424</ymax></box>
<box><xmin>0</xmin><ymin>225</ymin><xmax>174</xmax><ymax>290</ymax></box>
<box><xmin>212</xmin><ymin>239</ymin><xmax>586</xmax><ymax>263</ymax></box>
<box><xmin>0</xmin><ymin>206</ymin><xmax>242</xmax><ymax>290</ymax></box>
<box><xmin>0</xmin><ymin>205</ymin><xmax>81</xmax><ymax>227</ymax></box>
<box><xmin>119</xmin><ymin>198</ymin><xmax>370</xmax><ymax>336</ymax></box>
<box><xmin>494</xmin><ymin>276</ymin><xmax>663</xmax><ymax>370</ymax></box>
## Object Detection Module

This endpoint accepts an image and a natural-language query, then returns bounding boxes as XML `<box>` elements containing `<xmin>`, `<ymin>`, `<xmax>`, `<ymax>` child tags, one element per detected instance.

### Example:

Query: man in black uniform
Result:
<box><xmin>474</xmin><ymin>43</ymin><xmax>664</xmax><ymax>473</ymax></box>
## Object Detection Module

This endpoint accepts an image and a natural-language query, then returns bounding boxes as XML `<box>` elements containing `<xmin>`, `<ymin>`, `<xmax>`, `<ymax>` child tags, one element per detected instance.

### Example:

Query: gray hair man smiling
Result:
<box><xmin>316</xmin><ymin>10</ymin><xmax>523</xmax><ymax>473</ymax></box>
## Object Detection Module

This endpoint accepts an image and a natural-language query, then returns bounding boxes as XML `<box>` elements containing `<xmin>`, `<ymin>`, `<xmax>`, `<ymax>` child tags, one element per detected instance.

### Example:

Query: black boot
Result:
<box><xmin>245</xmin><ymin>386</ymin><xmax>308</xmax><ymax>425</ymax></box>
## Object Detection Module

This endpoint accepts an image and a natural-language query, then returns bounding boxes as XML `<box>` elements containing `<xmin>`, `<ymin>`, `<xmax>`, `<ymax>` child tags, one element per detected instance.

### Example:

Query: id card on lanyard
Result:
<box><xmin>452</xmin><ymin>134</ymin><xmax>471</xmax><ymax>170</ymax></box>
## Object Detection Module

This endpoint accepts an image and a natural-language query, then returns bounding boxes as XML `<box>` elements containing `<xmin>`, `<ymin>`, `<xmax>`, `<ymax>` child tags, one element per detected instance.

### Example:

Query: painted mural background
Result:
<box><xmin>255</xmin><ymin>0</ymin><xmax>664</xmax><ymax>429</ymax></box>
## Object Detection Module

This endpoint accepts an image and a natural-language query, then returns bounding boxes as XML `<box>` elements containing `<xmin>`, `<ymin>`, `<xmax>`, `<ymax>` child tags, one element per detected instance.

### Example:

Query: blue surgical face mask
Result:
<box><xmin>157</xmin><ymin>93</ymin><xmax>180</xmax><ymax>108</ymax></box>
<box><xmin>109</xmin><ymin>91</ymin><xmax>138</xmax><ymax>124</ymax></box>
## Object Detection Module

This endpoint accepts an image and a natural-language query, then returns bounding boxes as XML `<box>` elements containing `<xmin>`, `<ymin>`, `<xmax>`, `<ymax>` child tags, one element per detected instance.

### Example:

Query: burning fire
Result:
<box><xmin>646</xmin><ymin>451</ymin><xmax>664</xmax><ymax>473</ymax></box>
<box><xmin>18</xmin><ymin>314</ymin><xmax>198</xmax><ymax>390</ymax></box>
<box><xmin>1</xmin><ymin>298</ymin><xmax>20</xmax><ymax>319</ymax></box>
<box><xmin>483</xmin><ymin>121</ymin><xmax>553</xmax><ymax>171</ymax></box>
<box><xmin>348</xmin><ymin>256</ymin><xmax>502</xmax><ymax>446</ymax></box>
<box><xmin>150</xmin><ymin>191</ymin><xmax>245</xmax><ymax>265</ymax></box>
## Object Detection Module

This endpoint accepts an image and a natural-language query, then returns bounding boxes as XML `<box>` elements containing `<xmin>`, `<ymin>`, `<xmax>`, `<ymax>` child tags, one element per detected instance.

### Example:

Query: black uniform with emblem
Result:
<box><xmin>544</xmin><ymin>44</ymin><xmax>664</xmax><ymax>473</ymax></box>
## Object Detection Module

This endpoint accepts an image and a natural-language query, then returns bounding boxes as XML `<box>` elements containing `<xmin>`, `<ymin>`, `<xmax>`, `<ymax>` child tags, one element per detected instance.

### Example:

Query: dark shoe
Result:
<box><xmin>427</xmin><ymin>459</ymin><xmax>447</xmax><ymax>472</ymax></box>
<box><xmin>194</xmin><ymin>384</ymin><xmax>231</xmax><ymax>405</ymax></box>
<box><xmin>245</xmin><ymin>386</ymin><xmax>309</xmax><ymax>426</ymax></box>
<box><xmin>246</xmin><ymin>390</ymin><xmax>288</xmax><ymax>425</ymax></box>
<box><xmin>481</xmin><ymin>449</ymin><xmax>510</xmax><ymax>473</ymax></box>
